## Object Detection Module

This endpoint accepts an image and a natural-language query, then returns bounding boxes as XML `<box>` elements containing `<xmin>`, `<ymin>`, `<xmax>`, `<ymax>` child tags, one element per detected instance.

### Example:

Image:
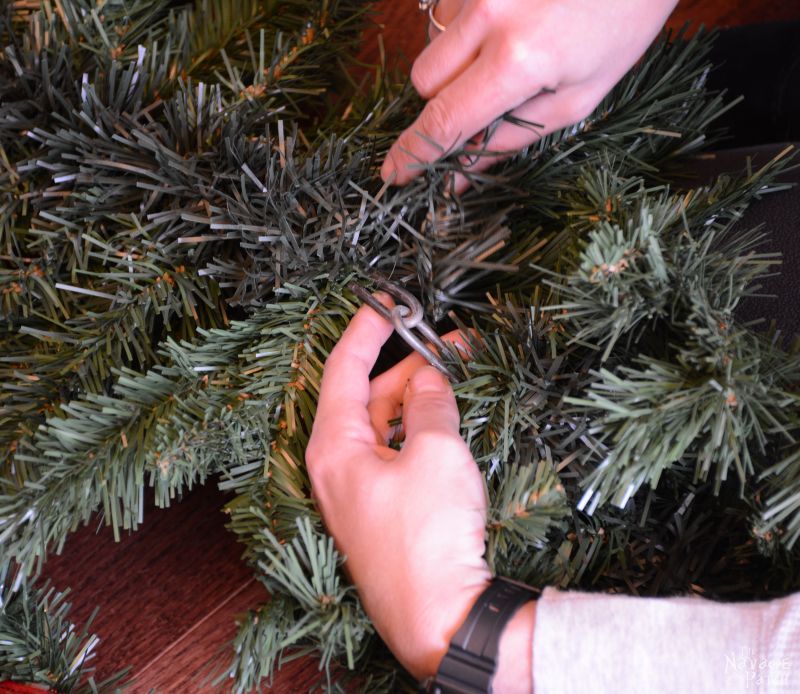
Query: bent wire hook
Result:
<box><xmin>347</xmin><ymin>278</ymin><xmax>455</xmax><ymax>381</ymax></box>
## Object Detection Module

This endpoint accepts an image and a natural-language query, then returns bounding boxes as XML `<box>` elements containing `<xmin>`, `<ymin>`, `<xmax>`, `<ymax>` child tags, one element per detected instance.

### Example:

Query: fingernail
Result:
<box><xmin>453</xmin><ymin>172</ymin><xmax>470</xmax><ymax>196</ymax></box>
<box><xmin>409</xmin><ymin>366</ymin><xmax>448</xmax><ymax>393</ymax></box>
<box><xmin>381</xmin><ymin>158</ymin><xmax>396</xmax><ymax>183</ymax></box>
<box><xmin>372</xmin><ymin>290</ymin><xmax>394</xmax><ymax>310</ymax></box>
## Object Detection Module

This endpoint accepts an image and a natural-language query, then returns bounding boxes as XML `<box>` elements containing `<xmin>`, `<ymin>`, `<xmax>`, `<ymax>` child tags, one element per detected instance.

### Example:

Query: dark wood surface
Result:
<box><xmin>38</xmin><ymin>1</ymin><xmax>800</xmax><ymax>692</ymax></box>
<box><xmin>360</xmin><ymin>0</ymin><xmax>800</xmax><ymax>66</ymax></box>
<box><xmin>40</xmin><ymin>484</ymin><xmax>274</xmax><ymax>691</ymax></box>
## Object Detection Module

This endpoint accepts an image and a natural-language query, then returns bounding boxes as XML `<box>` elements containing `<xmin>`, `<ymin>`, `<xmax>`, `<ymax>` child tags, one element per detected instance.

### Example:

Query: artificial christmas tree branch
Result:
<box><xmin>0</xmin><ymin>578</ymin><xmax>128</xmax><ymax>692</ymax></box>
<box><xmin>1</xmin><ymin>1</ymin><xmax>799</xmax><ymax>690</ymax></box>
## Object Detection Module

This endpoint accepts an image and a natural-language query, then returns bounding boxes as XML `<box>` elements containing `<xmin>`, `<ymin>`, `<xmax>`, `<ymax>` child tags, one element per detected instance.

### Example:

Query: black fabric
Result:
<box><xmin>708</xmin><ymin>21</ymin><xmax>800</xmax><ymax>147</ymax></box>
<box><xmin>730</xmin><ymin>151</ymin><xmax>800</xmax><ymax>340</ymax></box>
<box><xmin>689</xmin><ymin>143</ymin><xmax>800</xmax><ymax>341</ymax></box>
<box><xmin>676</xmin><ymin>23</ymin><xmax>800</xmax><ymax>339</ymax></box>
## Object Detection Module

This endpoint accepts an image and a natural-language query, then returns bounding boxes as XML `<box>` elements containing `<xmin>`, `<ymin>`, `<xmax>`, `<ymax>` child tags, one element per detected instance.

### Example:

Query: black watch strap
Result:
<box><xmin>421</xmin><ymin>577</ymin><xmax>539</xmax><ymax>694</ymax></box>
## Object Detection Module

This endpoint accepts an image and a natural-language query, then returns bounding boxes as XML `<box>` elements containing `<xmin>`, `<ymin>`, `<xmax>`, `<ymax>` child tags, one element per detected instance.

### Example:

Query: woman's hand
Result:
<box><xmin>305</xmin><ymin>297</ymin><xmax>491</xmax><ymax>679</ymax></box>
<box><xmin>382</xmin><ymin>0</ymin><xmax>679</xmax><ymax>191</ymax></box>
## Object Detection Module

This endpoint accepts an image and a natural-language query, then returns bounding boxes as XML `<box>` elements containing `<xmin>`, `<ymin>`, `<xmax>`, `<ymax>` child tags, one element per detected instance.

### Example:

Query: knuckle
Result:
<box><xmin>323</xmin><ymin>347</ymin><xmax>345</xmax><ymax>373</ymax></box>
<box><xmin>305</xmin><ymin>428</ymin><xmax>344</xmax><ymax>483</ymax></box>
<box><xmin>305</xmin><ymin>437</ymin><xmax>325</xmax><ymax>475</ymax></box>
<box><xmin>418</xmin><ymin>98</ymin><xmax>458</xmax><ymax>148</ymax></box>
<box><xmin>306</xmin><ymin>450</ymin><xmax>338</xmax><ymax>494</ymax></box>
<box><xmin>408</xmin><ymin>428</ymin><xmax>465</xmax><ymax>457</ymax></box>
<box><xmin>471</xmin><ymin>0</ymin><xmax>498</xmax><ymax>23</ymax></box>
<box><xmin>498</xmin><ymin>37</ymin><xmax>530</xmax><ymax>70</ymax></box>
<box><xmin>408</xmin><ymin>393</ymin><xmax>457</xmax><ymax>421</ymax></box>
<box><xmin>411</xmin><ymin>60</ymin><xmax>434</xmax><ymax>98</ymax></box>
<box><xmin>562</xmin><ymin>92</ymin><xmax>599</xmax><ymax>125</ymax></box>
<box><xmin>497</xmin><ymin>41</ymin><xmax>549</xmax><ymax>84</ymax></box>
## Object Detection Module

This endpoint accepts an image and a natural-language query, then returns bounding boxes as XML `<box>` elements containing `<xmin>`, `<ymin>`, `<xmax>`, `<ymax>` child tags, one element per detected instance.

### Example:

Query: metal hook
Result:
<box><xmin>347</xmin><ymin>279</ymin><xmax>455</xmax><ymax>381</ymax></box>
<box><xmin>419</xmin><ymin>0</ymin><xmax>446</xmax><ymax>32</ymax></box>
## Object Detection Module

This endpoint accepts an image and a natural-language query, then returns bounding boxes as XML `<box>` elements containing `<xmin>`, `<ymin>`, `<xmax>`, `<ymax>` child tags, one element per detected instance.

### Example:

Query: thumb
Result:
<box><xmin>402</xmin><ymin>366</ymin><xmax>461</xmax><ymax>441</ymax></box>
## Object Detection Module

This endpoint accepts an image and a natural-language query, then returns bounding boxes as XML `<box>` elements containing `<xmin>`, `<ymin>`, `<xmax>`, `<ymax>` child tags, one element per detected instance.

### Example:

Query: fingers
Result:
<box><xmin>382</xmin><ymin>50</ymin><xmax>545</xmax><ymax>185</ymax></box>
<box><xmin>413</xmin><ymin>1</ymin><xmax>485</xmax><ymax>99</ymax></box>
<box><xmin>401</xmin><ymin>366</ymin><xmax>461</xmax><ymax>443</ymax></box>
<box><xmin>451</xmin><ymin>83</ymin><xmax>602</xmax><ymax>193</ymax></box>
<box><xmin>368</xmin><ymin>329</ymin><xmax>470</xmax><ymax>442</ymax></box>
<box><xmin>450</xmin><ymin>89</ymin><xmax>560</xmax><ymax>193</ymax></box>
<box><xmin>368</xmin><ymin>351</ymin><xmax>427</xmax><ymax>442</ymax></box>
<box><xmin>426</xmin><ymin>0</ymin><xmax>465</xmax><ymax>40</ymax></box>
<box><xmin>311</xmin><ymin>297</ymin><xmax>395</xmax><ymax>459</ymax></box>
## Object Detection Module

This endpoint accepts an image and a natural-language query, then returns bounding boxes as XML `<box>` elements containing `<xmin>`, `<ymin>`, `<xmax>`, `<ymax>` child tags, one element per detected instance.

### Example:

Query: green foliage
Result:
<box><xmin>1</xmin><ymin>0</ymin><xmax>800</xmax><ymax>690</ymax></box>
<box><xmin>0</xmin><ymin>579</ymin><xmax>127</xmax><ymax>692</ymax></box>
<box><xmin>255</xmin><ymin>515</ymin><xmax>372</xmax><ymax>670</ymax></box>
<box><xmin>487</xmin><ymin>461</ymin><xmax>570</xmax><ymax>577</ymax></box>
<box><xmin>224</xmin><ymin>593</ymin><xmax>299</xmax><ymax>693</ymax></box>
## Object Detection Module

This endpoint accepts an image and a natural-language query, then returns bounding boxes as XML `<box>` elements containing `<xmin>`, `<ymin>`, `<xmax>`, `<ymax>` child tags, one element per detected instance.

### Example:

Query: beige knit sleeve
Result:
<box><xmin>532</xmin><ymin>587</ymin><xmax>800</xmax><ymax>694</ymax></box>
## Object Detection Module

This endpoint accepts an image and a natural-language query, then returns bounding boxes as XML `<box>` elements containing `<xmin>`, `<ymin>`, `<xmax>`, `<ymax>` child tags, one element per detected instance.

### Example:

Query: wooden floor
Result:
<box><xmin>38</xmin><ymin>483</ymin><xmax>327</xmax><ymax>692</ymax></box>
<box><xmin>36</xmin><ymin>1</ymin><xmax>800</xmax><ymax>692</ymax></box>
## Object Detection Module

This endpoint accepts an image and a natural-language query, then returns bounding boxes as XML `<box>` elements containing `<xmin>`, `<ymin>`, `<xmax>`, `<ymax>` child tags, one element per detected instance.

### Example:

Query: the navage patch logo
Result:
<box><xmin>724</xmin><ymin>646</ymin><xmax>792</xmax><ymax>689</ymax></box>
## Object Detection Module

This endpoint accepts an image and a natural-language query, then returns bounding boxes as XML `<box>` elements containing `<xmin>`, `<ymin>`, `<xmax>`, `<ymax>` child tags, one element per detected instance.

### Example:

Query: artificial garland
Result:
<box><xmin>1</xmin><ymin>1</ymin><xmax>799</xmax><ymax>691</ymax></box>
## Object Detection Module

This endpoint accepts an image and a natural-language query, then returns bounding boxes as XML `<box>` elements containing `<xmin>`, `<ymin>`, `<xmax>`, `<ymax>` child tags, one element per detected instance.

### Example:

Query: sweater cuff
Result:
<box><xmin>532</xmin><ymin>587</ymin><xmax>800</xmax><ymax>694</ymax></box>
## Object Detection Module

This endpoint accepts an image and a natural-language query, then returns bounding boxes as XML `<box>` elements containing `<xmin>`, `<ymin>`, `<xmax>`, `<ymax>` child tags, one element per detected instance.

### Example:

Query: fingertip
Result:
<box><xmin>442</xmin><ymin>329</ymin><xmax>474</xmax><ymax>359</ymax></box>
<box><xmin>408</xmin><ymin>365</ymin><xmax>450</xmax><ymax>394</ymax></box>
<box><xmin>380</xmin><ymin>155</ymin><xmax>398</xmax><ymax>185</ymax></box>
<box><xmin>372</xmin><ymin>290</ymin><xmax>394</xmax><ymax>310</ymax></box>
<box><xmin>402</xmin><ymin>365</ymin><xmax>460</xmax><ymax>440</ymax></box>
<box><xmin>385</xmin><ymin>132</ymin><xmax>426</xmax><ymax>186</ymax></box>
<box><xmin>348</xmin><ymin>297</ymin><xmax>395</xmax><ymax>344</ymax></box>
<box><xmin>356</xmin><ymin>290</ymin><xmax>395</xmax><ymax>330</ymax></box>
<box><xmin>452</xmin><ymin>171</ymin><xmax>471</xmax><ymax>195</ymax></box>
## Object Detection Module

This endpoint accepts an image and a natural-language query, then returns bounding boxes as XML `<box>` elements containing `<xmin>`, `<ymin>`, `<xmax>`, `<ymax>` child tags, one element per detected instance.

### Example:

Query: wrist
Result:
<box><xmin>420</xmin><ymin>577</ymin><xmax>538</xmax><ymax>693</ymax></box>
<box><xmin>401</xmin><ymin>577</ymin><xmax>492</xmax><ymax>679</ymax></box>
<box><xmin>494</xmin><ymin>599</ymin><xmax>536</xmax><ymax>694</ymax></box>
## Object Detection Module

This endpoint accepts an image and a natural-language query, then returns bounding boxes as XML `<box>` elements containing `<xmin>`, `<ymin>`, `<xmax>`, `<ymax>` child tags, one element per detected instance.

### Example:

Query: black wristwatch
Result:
<box><xmin>420</xmin><ymin>577</ymin><xmax>540</xmax><ymax>694</ymax></box>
